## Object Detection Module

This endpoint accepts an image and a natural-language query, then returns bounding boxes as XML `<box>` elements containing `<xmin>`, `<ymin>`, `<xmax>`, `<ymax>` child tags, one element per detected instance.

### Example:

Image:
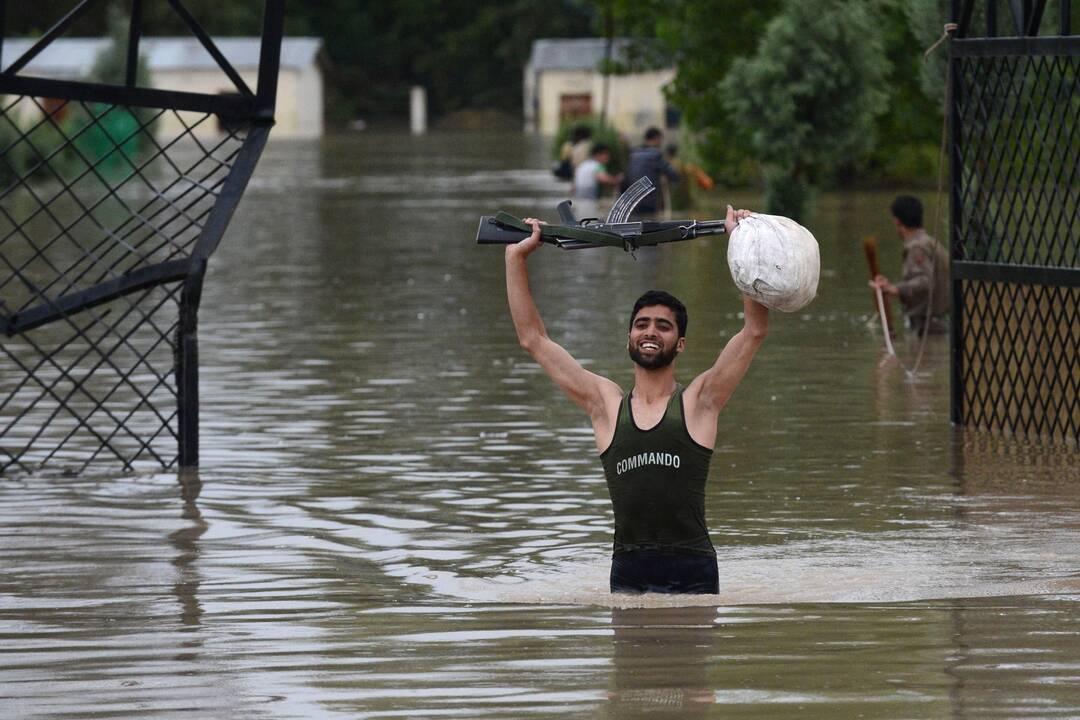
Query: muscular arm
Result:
<box><xmin>686</xmin><ymin>295</ymin><xmax>768</xmax><ymax>417</ymax></box>
<box><xmin>505</xmin><ymin>220</ymin><xmax>622</xmax><ymax>430</ymax></box>
<box><xmin>684</xmin><ymin>207</ymin><xmax>769</xmax><ymax>444</ymax></box>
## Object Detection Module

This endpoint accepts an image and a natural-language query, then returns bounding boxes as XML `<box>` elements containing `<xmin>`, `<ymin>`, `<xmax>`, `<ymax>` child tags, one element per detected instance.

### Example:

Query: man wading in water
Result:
<box><xmin>504</xmin><ymin>207</ymin><xmax>767</xmax><ymax>594</ymax></box>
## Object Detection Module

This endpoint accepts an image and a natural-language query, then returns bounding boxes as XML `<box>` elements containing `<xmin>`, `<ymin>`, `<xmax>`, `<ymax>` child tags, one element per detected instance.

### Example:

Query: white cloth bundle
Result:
<box><xmin>727</xmin><ymin>213</ymin><xmax>820</xmax><ymax>312</ymax></box>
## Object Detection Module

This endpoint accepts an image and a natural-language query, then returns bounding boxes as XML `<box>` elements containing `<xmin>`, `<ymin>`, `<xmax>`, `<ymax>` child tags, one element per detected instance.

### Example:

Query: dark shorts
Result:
<box><xmin>610</xmin><ymin>549</ymin><xmax>719</xmax><ymax>594</ymax></box>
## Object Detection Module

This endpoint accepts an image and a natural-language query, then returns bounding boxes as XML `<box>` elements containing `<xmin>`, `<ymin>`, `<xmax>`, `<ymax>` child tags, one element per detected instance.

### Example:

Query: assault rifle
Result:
<box><xmin>475</xmin><ymin>177</ymin><xmax>727</xmax><ymax>251</ymax></box>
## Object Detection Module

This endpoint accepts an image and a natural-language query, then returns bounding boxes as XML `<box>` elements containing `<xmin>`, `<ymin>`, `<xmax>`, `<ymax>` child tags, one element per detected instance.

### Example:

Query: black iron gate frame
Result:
<box><xmin>948</xmin><ymin>0</ymin><xmax>1079</xmax><ymax>443</ymax></box>
<box><xmin>0</xmin><ymin>0</ymin><xmax>285</xmax><ymax>472</ymax></box>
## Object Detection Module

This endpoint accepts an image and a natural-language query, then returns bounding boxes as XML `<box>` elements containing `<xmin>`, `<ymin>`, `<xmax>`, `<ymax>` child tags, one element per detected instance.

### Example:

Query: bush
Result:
<box><xmin>0</xmin><ymin>118</ymin><xmax>36</xmax><ymax>190</ymax></box>
<box><xmin>722</xmin><ymin>0</ymin><xmax>891</xmax><ymax>219</ymax></box>
<box><xmin>763</xmin><ymin>168</ymin><xmax>814</xmax><ymax>218</ymax></box>
<box><xmin>550</xmin><ymin>115</ymin><xmax>627</xmax><ymax>173</ymax></box>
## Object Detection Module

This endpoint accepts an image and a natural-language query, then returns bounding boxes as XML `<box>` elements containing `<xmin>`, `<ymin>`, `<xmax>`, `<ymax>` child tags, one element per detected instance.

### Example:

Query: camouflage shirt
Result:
<box><xmin>896</xmin><ymin>229</ymin><xmax>950</xmax><ymax>332</ymax></box>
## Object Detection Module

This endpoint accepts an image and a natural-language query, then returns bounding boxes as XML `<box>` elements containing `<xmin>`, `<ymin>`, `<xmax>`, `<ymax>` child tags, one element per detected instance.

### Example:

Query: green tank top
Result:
<box><xmin>599</xmin><ymin>385</ymin><xmax>715</xmax><ymax>556</ymax></box>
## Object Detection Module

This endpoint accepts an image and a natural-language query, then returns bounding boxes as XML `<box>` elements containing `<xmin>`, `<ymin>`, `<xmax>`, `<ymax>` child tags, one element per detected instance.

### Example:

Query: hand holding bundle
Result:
<box><xmin>727</xmin><ymin>214</ymin><xmax>820</xmax><ymax>312</ymax></box>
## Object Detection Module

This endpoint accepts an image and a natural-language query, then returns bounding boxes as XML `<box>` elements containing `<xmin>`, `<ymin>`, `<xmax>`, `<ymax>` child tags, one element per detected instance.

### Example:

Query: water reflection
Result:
<box><xmin>607</xmin><ymin>606</ymin><xmax>717</xmax><ymax>718</ymax></box>
<box><xmin>957</xmin><ymin>429</ymin><xmax>1080</xmax><ymax>491</ymax></box>
<box><xmin>171</xmin><ymin>470</ymin><xmax>206</xmax><ymax>645</ymax></box>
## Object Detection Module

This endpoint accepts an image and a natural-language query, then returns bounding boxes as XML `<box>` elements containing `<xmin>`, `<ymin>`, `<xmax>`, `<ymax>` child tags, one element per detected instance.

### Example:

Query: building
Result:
<box><xmin>524</xmin><ymin>38</ymin><xmax>676</xmax><ymax>138</ymax></box>
<box><xmin>1</xmin><ymin>37</ymin><xmax>324</xmax><ymax>138</ymax></box>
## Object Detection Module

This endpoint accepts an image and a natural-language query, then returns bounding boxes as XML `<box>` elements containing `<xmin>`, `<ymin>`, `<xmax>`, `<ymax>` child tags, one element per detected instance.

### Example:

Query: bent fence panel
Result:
<box><xmin>0</xmin><ymin>1</ymin><xmax>284</xmax><ymax>473</ymax></box>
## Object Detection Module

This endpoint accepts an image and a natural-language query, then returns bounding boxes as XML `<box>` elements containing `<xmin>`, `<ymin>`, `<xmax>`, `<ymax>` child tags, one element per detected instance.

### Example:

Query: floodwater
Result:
<box><xmin>3</xmin><ymin>132</ymin><xmax>1080</xmax><ymax>718</ymax></box>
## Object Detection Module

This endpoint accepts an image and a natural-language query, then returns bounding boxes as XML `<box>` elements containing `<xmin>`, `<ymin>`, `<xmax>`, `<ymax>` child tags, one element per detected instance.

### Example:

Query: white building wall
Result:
<box><xmin>150</xmin><ymin>67</ymin><xmax>320</xmax><ymax>139</ymax></box>
<box><xmin>0</xmin><ymin>38</ymin><xmax>325</xmax><ymax>139</ymax></box>
<box><xmin>295</xmin><ymin>64</ymin><xmax>324</xmax><ymax>138</ymax></box>
<box><xmin>535</xmin><ymin>68</ymin><xmax>675</xmax><ymax>139</ymax></box>
<box><xmin>602</xmin><ymin>69</ymin><xmax>675</xmax><ymax>141</ymax></box>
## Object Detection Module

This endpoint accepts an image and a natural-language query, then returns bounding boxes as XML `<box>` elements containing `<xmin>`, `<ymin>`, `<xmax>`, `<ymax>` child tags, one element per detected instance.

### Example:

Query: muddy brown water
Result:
<box><xmin>3</xmin><ymin>132</ymin><xmax>1080</xmax><ymax>719</ymax></box>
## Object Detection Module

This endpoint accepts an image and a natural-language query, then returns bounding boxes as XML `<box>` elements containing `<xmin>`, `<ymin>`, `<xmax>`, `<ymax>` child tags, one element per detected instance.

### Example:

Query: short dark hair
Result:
<box><xmin>592</xmin><ymin>142</ymin><xmax>611</xmax><ymax>156</ymax></box>
<box><xmin>630</xmin><ymin>290</ymin><xmax>688</xmax><ymax>337</ymax></box>
<box><xmin>890</xmin><ymin>195</ymin><xmax>924</xmax><ymax>229</ymax></box>
<box><xmin>644</xmin><ymin>127</ymin><xmax>663</xmax><ymax>142</ymax></box>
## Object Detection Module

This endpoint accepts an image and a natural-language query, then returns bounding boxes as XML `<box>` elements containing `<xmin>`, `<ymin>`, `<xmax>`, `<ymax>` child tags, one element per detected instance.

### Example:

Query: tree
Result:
<box><xmin>902</xmin><ymin>0</ymin><xmax>1072</xmax><ymax>107</ymax></box>
<box><xmin>607</xmin><ymin>0</ymin><xmax>781</xmax><ymax>183</ymax></box>
<box><xmin>722</xmin><ymin>0</ymin><xmax>891</xmax><ymax>218</ymax></box>
<box><xmin>285</xmin><ymin>0</ymin><xmax>597</xmax><ymax>123</ymax></box>
<box><xmin>858</xmin><ymin>0</ymin><xmax>947</xmax><ymax>188</ymax></box>
<box><xmin>72</xmin><ymin>4</ymin><xmax>156</xmax><ymax>175</ymax></box>
<box><xmin>6</xmin><ymin>2</ymin><xmax>598</xmax><ymax>125</ymax></box>
<box><xmin>3</xmin><ymin>0</ymin><xmax>266</xmax><ymax>37</ymax></box>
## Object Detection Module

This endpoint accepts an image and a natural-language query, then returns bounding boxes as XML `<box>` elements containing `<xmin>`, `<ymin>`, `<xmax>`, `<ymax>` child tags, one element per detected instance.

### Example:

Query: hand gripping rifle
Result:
<box><xmin>475</xmin><ymin>177</ymin><xmax>727</xmax><ymax>251</ymax></box>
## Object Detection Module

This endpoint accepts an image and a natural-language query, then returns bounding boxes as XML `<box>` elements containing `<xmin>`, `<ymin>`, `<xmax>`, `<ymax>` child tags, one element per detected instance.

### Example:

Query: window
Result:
<box><xmin>559</xmin><ymin>93</ymin><xmax>592</xmax><ymax>121</ymax></box>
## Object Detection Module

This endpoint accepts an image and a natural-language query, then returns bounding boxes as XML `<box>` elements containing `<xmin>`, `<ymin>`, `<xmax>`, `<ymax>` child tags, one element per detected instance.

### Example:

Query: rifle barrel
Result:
<box><xmin>686</xmin><ymin>220</ymin><xmax>727</xmax><ymax>238</ymax></box>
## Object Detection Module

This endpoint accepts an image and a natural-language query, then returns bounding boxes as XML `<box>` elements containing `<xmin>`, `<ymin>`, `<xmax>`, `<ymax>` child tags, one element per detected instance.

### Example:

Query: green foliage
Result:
<box><xmin>873</xmin><ymin>142</ymin><xmax>942</xmax><ymax>187</ymax></box>
<box><xmin>68</xmin><ymin>4</ymin><xmax>156</xmax><ymax>176</ymax></box>
<box><xmin>902</xmin><ymin>0</ymin><xmax>951</xmax><ymax>107</ymax></box>
<box><xmin>5</xmin><ymin>1</ymin><xmax>596</xmax><ymax>124</ymax></box>
<box><xmin>852</xmin><ymin>0</ymin><xmax>945</xmax><ymax>188</ymax></box>
<box><xmin>0</xmin><ymin>119</ymin><xmax>35</xmax><ymax>190</ymax></box>
<box><xmin>0</xmin><ymin>117</ymin><xmax>77</xmax><ymax>191</ymax></box>
<box><xmin>89</xmin><ymin>4</ymin><xmax>153</xmax><ymax>88</ymax></box>
<box><xmin>607</xmin><ymin>0</ymin><xmax>781</xmax><ymax>184</ymax></box>
<box><xmin>602</xmin><ymin>0</ymin><xmax>993</xmax><ymax>194</ymax></box>
<box><xmin>3</xmin><ymin>0</ymin><xmax>265</xmax><ymax>37</ymax></box>
<box><xmin>284</xmin><ymin>1</ymin><xmax>597</xmax><ymax>123</ymax></box>
<box><xmin>0</xmin><ymin>5</ymin><xmax>157</xmax><ymax>190</ymax></box>
<box><xmin>7</xmin><ymin>0</ymin><xmax>1076</xmax><ymax>143</ymax></box>
<box><xmin>62</xmin><ymin>107</ymin><xmax>144</xmax><ymax>180</ymax></box>
<box><xmin>550</xmin><ymin>115</ymin><xmax>626</xmax><ymax>172</ymax></box>
<box><xmin>721</xmin><ymin>0</ymin><xmax>891</xmax><ymax>217</ymax></box>
<box><xmin>762</xmin><ymin>167</ymin><xmax>814</xmax><ymax>219</ymax></box>
<box><xmin>900</xmin><ymin>0</ymin><xmax>1074</xmax><ymax>108</ymax></box>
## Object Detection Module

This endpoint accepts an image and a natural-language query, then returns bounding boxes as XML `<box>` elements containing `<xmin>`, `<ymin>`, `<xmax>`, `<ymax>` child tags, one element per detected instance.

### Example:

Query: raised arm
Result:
<box><xmin>505</xmin><ymin>220</ymin><xmax>622</xmax><ymax>425</ymax></box>
<box><xmin>684</xmin><ymin>207</ymin><xmax>769</xmax><ymax>441</ymax></box>
<box><xmin>686</xmin><ymin>294</ymin><xmax>769</xmax><ymax>416</ymax></box>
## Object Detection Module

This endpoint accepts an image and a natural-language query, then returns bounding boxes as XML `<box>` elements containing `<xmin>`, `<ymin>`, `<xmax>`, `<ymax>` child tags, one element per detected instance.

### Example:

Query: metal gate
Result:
<box><xmin>0</xmin><ymin>1</ymin><xmax>284</xmax><ymax>473</ymax></box>
<box><xmin>950</xmin><ymin>0</ymin><xmax>1079</xmax><ymax>443</ymax></box>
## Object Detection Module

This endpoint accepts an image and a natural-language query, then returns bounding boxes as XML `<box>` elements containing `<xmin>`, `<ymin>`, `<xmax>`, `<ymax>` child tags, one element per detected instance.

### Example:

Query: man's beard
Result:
<box><xmin>628</xmin><ymin>343</ymin><xmax>679</xmax><ymax>370</ymax></box>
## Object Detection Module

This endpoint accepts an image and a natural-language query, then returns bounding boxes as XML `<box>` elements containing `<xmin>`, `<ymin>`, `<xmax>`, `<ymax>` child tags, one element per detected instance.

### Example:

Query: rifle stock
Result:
<box><xmin>476</xmin><ymin>216</ymin><xmax>533</xmax><ymax>245</ymax></box>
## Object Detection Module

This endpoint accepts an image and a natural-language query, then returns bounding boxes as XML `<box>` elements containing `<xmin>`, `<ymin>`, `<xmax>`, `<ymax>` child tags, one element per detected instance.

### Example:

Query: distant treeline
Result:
<box><xmin>8</xmin><ymin>0</ymin><xmax>1070</xmax><ymax>204</ymax></box>
<box><xmin>5</xmin><ymin>0</ymin><xmax>599</xmax><ymax>126</ymax></box>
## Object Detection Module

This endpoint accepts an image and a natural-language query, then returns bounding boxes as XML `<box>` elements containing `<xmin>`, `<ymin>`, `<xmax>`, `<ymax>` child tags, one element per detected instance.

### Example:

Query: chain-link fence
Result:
<box><xmin>0</xmin><ymin>2</ymin><xmax>282</xmax><ymax>473</ymax></box>
<box><xmin>1</xmin><ymin>99</ymin><xmax>250</xmax><ymax>472</ymax></box>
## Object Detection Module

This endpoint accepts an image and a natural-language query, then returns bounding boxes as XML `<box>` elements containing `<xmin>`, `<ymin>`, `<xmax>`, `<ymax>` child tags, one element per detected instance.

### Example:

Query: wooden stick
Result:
<box><xmin>862</xmin><ymin>235</ymin><xmax>895</xmax><ymax>338</ymax></box>
<box><xmin>874</xmin><ymin>285</ymin><xmax>897</xmax><ymax>356</ymax></box>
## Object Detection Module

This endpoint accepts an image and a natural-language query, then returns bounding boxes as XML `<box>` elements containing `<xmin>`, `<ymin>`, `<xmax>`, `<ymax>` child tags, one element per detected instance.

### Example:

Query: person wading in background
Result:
<box><xmin>571</xmin><ymin>143</ymin><xmax>622</xmax><ymax>218</ymax></box>
<box><xmin>870</xmin><ymin>195</ymin><xmax>950</xmax><ymax>335</ymax></box>
<box><xmin>553</xmin><ymin>124</ymin><xmax>593</xmax><ymax>181</ymax></box>
<box><xmin>623</xmin><ymin>127</ymin><xmax>680</xmax><ymax>216</ymax></box>
<box><xmin>572</xmin><ymin>143</ymin><xmax>622</xmax><ymax>201</ymax></box>
<box><xmin>503</xmin><ymin>207</ymin><xmax>767</xmax><ymax>594</ymax></box>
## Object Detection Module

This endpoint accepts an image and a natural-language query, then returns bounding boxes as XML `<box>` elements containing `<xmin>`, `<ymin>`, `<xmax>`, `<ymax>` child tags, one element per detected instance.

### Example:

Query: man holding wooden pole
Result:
<box><xmin>869</xmin><ymin>196</ymin><xmax>950</xmax><ymax>336</ymax></box>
